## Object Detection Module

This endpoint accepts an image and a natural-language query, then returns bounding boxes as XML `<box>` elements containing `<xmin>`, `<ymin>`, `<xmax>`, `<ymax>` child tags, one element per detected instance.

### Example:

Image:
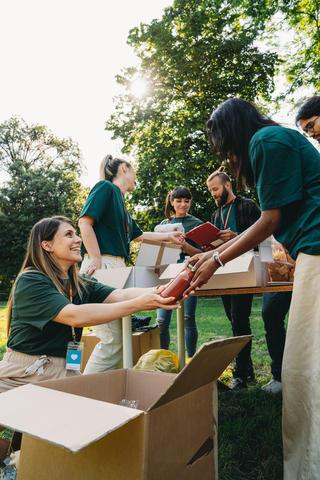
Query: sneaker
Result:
<box><xmin>247</xmin><ymin>373</ymin><xmax>256</xmax><ymax>384</ymax></box>
<box><xmin>261</xmin><ymin>379</ymin><xmax>282</xmax><ymax>394</ymax></box>
<box><xmin>229</xmin><ymin>377</ymin><xmax>247</xmax><ymax>390</ymax></box>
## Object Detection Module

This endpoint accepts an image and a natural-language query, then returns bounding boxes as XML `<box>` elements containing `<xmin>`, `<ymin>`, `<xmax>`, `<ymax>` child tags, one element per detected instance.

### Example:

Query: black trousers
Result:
<box><xmin>221</xmin><ymin>294</ymin><xmax>254</xmax><ymax>381</ymax></box>
<box><xmin>262</xmin><ymin>292</ymin><xmax>292</xmax><ymax>382</ymax></box>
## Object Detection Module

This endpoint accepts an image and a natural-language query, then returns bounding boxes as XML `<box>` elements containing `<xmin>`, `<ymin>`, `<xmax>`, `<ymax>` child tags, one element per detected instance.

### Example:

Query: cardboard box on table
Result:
<box><xmin>0</xmin><ymin>337</ymin><xmax>250</xmax><ymax>480</ymax></box>
<box><xmin>94</xmin><ymin>239</ymin><xmax>181</xmax><ymax>289</ymax></box>
<box><xmin>81</xmin><ymin>328</ymin><xmax>160</xmax><ymax>371</ymax></box>
<box><xmin>160</xmin><ymin>251</ymin><xmax>268</xmax><ymax>290</ymax></box>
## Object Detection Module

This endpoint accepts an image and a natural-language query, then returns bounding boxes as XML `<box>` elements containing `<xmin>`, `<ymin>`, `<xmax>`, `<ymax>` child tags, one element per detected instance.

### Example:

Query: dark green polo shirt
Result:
<box><xmin>214</xmin><ymin>203</ymin><xmax>237</xmax><ymax>234</ymax></box>
<box><xmin>161</xmin><ymin>214</ymin><xmax>203</xmax><ymax>262</ymax></box>
<box><xmin>80</xmin><ymin>180</ymin><xmax>143</xmax><ymax>259</ymax></box>
<box><xmin>8</xmin><ymin>271</ymin><xmax>115</xmax><ymax>357</ymax></box>
<box><xmin>249</xmin><ymin>126</ymin><xmax>320</xmax><ymax>259</ymax></box>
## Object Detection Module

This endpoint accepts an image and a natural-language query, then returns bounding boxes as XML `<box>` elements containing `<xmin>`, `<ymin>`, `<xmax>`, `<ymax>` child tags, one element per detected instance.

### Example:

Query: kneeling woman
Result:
<box><xmin>0</xmin><ymin>216</ymin><xmax>177</xmax><ymax>394</ymax></box>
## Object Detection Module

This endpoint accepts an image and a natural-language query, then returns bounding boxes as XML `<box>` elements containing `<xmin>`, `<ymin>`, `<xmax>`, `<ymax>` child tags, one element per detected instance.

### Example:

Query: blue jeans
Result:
<box><xmin>156</xmin><ymin>296</ymin><xmax>198</xmax><ymax>357</ymax></box>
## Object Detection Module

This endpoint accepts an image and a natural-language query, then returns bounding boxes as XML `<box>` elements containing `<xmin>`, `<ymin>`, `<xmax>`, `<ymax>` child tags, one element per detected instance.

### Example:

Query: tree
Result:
<box><xmin>233</xmin><ymin>1</ymin><xmax>320</xmax><ymax>94</ymax></box>
<box><xmin>278</xmin><ymin>1</ymin><xmax>320</xmax><ymax>92</ymax></box>
<box><xmin>106</xmin><ymin>0</ymin><xmax>278</xmax><ymax>229</ymax></box>
<box><xmin>0</xmin><ymin>117</ymin><xmax>88</xmax><ymax>298</ymax></box>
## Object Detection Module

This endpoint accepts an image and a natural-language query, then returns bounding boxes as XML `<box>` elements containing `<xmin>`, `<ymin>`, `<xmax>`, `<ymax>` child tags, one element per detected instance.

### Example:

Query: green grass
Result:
<box><xmin>0</xmin><ymin>297</ymin><xmax>283</xmax><ymax>479</ymax></box>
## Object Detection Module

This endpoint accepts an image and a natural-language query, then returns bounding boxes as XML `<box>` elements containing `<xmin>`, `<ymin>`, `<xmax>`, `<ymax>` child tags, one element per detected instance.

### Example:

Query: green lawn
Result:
<box><xmin>0</xmin><ymin>298</ymin><xmax>283</xmax><ymax>479</ymax></box>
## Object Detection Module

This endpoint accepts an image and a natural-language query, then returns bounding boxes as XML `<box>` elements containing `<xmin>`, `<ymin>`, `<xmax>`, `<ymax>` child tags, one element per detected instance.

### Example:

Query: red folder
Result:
<box><xmin>185</xmin><ymin>222</ymin><xmax>221</xmax><ymax>247</ymax></box>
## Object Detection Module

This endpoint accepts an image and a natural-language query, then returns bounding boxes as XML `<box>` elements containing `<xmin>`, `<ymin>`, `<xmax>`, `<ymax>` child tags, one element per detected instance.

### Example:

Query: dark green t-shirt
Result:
<box><xmin>249</xmin><ymin>126</ymin><xmax>320</xmax><ymax>259</ymax></box>
<box><xmin>214</xmin><ymin>203</ymin><xmax>237</xmax><ymax>234</ymax></box>
<box><xmin>7</xmin><ymin>271</ymin><xmax>115</xmax><ymax>357</ymax></box>
<box><xmin>80</xmin><ymin>180</ymin><xmax>143</xmax><ymax>259</ymax></box>
<box><xmin>161</xmin><ymin>214</ymin><xmax>203</xmax><ymax>262</ymax></box>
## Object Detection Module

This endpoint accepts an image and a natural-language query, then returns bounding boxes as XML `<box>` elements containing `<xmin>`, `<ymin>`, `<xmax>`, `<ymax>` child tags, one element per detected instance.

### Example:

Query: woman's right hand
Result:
<box><xmin>86</xmin><ymin>256</ymin><xmax>102</xmax><ymax>276</ymax></box>
<box><xmin>137</xmin><ymin>292</ymin><xmax>179</xmax><ymax>311</ymax></box>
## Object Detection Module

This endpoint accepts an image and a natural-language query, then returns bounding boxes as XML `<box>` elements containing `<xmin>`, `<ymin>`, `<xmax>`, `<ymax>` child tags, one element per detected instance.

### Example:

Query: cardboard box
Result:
<box><xmin>94</xmin><ymin>266</ymin><xmax>162</xmax><ymax>289</ymax></box>
<box><xmin>160</xmin><ymin>252</ymin><xmax>268</xmax><ymax>290</ymax></box>
<box><xmin>93</xmin><ymin>240</ymin><xmax>181</xmax><ymax>289</ymax></box>
<box><xmin>132</xmin><ymin>328</ymin><xmax>160</xmax><ymax>364</ymax></box>
<box><xmin>0</xmin><ymin>337</ymin><xmax>250</xmax><ymax>480</ymax></box>
<box><xmin>81</xmin><ymin>333</ymin><xmax>100</xmax><ymax>371</ymax></box>
<box><xmin>136</xmin><ymin>239</ymin><xmax>181</xmax><ymax>267</ymax></box>
<box><xmin>81</xmin><ymin>328</ymin><xmax>160</xmax><ymax>371</ymax></box>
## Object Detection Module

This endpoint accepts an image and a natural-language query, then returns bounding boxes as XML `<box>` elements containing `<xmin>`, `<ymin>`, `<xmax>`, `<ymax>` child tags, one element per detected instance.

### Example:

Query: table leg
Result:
<box><xmin>177</xmin><ymin>301</ymin><xmax>185</xmax><ymax>370</ymax></box>
<box><xmin>122</xmin><ymin>315</ymin><xmax>133</xmax><ymax>368</ymax></box>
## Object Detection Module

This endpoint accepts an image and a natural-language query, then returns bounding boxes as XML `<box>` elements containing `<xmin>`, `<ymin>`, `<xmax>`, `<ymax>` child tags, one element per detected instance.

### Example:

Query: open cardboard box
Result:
<box><xmin>93</xmin><ymin>239</ymin><xmax>181</xmax><ymax>288</ymax></box>
<box><xmin>0</xmin><ymin>337</ymin><xmax>250</xmax><ymax>480</ymax></box>
<box><xmin>160</xmin><ymin>252</ymin><xmax>268</xmax><ymax>290</ymax></box>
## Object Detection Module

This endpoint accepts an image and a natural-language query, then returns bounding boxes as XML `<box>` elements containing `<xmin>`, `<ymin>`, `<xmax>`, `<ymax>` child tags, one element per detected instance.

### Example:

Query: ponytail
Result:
<box><xmin>99</xmin><ymin>154</ymin><xmax>132</xmax><ymax>181</ymax></box>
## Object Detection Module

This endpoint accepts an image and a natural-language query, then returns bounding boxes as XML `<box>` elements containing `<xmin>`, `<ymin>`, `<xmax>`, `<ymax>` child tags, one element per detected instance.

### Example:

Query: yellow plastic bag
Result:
<box><xmin>133</xmin><ymin>349</ymin><xmax>179</xmax><ymax>373</ymax></box>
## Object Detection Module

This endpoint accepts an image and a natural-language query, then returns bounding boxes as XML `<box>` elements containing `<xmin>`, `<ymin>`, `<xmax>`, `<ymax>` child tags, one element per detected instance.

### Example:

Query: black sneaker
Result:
<box><xmin>229</xmin><ymin>377</ymin><xmax>247</xmax><ymax>390</ymax></box>
<box><xmin>247</xmin><ymin>372</ymin><xmax>256</xmax><ymax>384</ymax></box>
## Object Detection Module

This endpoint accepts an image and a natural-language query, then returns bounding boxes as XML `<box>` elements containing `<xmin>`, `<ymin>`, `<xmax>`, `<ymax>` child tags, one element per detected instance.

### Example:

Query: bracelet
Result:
<box><xmin>212</xmin><ymin>250</ymin><xmax>225</xmax><ymax>267</ymax></box>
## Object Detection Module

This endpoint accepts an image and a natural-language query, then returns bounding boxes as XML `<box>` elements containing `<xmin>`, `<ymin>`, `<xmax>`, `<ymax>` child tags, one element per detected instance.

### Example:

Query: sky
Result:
<box><xmin>0</xmin><ymin>0</ymin><xmax>173</xmax><ymax>187</ymax></box>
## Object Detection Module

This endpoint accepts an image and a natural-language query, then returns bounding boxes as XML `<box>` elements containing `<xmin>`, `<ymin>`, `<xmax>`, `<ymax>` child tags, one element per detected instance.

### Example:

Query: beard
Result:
<box><xmin>215</xmin><ymin>187</ymin><xmax>229</xmax><ymax>207</ymax></box>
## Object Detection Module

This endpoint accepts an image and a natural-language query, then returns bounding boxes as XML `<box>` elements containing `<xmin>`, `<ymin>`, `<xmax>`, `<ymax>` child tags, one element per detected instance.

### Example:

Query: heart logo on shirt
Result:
<box><xmin>71</xmin><ymin>354</ymin><xmax>78</xmax><ymax>361</ymax></box>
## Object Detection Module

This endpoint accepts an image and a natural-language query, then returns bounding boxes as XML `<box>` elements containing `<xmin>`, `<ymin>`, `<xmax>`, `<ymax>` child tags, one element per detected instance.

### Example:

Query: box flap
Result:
<box><xmin>0</xmin><ymin>384</ymin><xmax>143</xmax><ymax>452</ymax></box>
<box><xmin>136</xmin><ymin>239</ymin><xmax>180</xmax><ymax>267</ymax></box>
<box><xmin>159</xmin><ymin>253</ymin><xmax>254</xmax><ymax>280</ymax></box>
<box><xmin>159</xmin><ymin>262</ymin><xmax>184</xmax><ymax>280</ymax></box>
<box><xmin>94</xmin><ymin>267</ymin><xmax>132</xmax><ymax>288</ymax></box>
<box><xmin>149</xmin><ymin>336</ymin><xmax>251</xmax><ymax>410</ymax></box>
<box><xmin>215</xmin><ymin>253</ymin><xmax>253</xmax><ymax>275</ymax></box>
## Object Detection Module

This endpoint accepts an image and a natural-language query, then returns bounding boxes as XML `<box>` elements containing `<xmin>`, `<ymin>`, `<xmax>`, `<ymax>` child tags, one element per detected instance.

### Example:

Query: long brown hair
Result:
<box><xmin>6</xmin><ymin>216</ymin><xmax>86</xmax><ymax>337</ymax></box>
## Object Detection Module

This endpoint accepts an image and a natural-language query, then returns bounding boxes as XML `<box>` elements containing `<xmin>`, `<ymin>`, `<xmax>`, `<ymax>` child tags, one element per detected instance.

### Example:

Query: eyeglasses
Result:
<box><xmin>302</xmin><ymin>116</ymin><xmax>319</xmax><ymax>137</ymax></box>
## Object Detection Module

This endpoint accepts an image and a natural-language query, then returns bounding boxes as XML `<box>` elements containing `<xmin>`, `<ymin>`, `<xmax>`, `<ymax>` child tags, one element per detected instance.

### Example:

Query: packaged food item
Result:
<box><xmin>154</xmin><ymin>223</ymin><xmax>184</xmax><ymax>233</ymax></box>
<box><xmin>119</xmin><ymin>399</ymin><xmax>139</xmax><ymax>409</ymax></box>
<box><xmin>267</xmin><ymin>238</ymin><xmax>295</xmax><ymax>283</ymax></box>
<box><xmin>160</xmin><ymin>264</ymin><xmax>196</xmax><ymax>302</ymax></box>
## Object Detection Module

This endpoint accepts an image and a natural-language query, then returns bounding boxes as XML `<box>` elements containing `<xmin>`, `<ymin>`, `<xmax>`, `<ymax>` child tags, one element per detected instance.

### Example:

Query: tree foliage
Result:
<box><xmin>0</xmin><ymin>117</ymin><xmax>88</xmax><ymax>298</ymax></box>
<box><xmin>278</xmin><ymin>0</ymin><xmax>320</xmax><ymax>91</ymax></box>
<box><xmin>107</xmin><ymin>0</ymin><xmax>278</xmax><ymax>229</ymax></box>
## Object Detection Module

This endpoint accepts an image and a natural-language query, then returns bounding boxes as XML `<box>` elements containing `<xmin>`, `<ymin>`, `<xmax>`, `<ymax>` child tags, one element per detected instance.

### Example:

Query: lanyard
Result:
<box><xmin>121</xmin><ymin>192</ymin><xmax>130</xmax><ymax>238</ymax></box>
<box><xmin>69</xmin><ymin>285</ymin><xmax>76</xmax><ymax>342</ymax></box>
<box><xmin>220</xmin><ymin>201</ymin><xmax>234</xmax><ymax>229</ymax></box>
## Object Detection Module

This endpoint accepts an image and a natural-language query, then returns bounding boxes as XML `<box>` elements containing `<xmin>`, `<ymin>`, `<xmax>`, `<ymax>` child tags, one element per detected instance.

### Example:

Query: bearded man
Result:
<box><xmin>207</xmin><ymin>170</ymin><xmax>260</xmax><ymax>389</ymax></box>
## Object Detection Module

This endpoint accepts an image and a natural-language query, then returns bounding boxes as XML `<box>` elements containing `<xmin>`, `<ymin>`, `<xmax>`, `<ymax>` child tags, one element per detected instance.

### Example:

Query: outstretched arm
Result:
<box><xmin>184</xmin><ymin>209</ymin><xmax>281</xmax><ymax>294</ymax></box>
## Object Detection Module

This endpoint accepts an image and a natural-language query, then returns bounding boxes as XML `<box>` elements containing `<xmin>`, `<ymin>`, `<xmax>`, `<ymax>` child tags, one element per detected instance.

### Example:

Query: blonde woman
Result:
<box><xmin>79</xmin><ymin>155</ymin><xmax>184</xmax><ymax>373</ymax></box>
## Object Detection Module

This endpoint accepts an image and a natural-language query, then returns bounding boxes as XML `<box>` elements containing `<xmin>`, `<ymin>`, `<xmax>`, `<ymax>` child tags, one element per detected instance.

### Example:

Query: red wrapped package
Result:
<box><xmin>160</xmin><ymin>264</ymin><xmax>196</xmax><ymax>302</ymax></box>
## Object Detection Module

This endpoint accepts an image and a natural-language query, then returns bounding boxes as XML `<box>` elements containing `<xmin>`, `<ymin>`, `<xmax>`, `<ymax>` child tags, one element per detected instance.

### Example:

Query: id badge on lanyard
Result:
<box><xmin>66</xmin><ymin>286</ymin><xmax>83</xmax><ymax>372</ymax></box>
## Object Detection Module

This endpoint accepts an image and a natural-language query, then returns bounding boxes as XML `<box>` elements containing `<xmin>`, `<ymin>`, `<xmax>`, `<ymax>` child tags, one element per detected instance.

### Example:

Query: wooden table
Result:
<box><xmin>176</xmin><ymin>284</ymin><xmax>293</xmax><ymax>369</ymax></box>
